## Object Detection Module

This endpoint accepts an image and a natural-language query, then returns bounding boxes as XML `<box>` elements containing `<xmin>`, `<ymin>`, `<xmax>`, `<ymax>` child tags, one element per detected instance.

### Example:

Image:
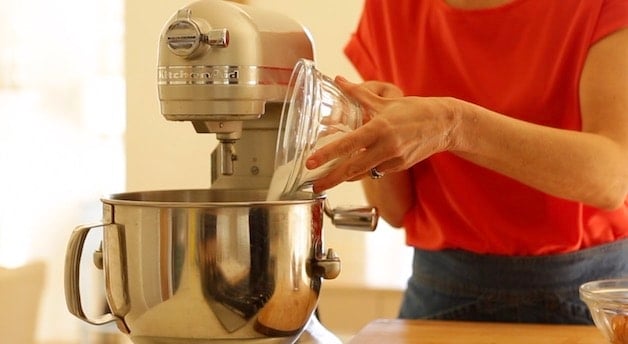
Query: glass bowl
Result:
<box><xmin>580</xmin><ymin>278</ymin><xmax>628</xmax><ymax>343</ymax></box>
<box><xmin>268</xmin><ymin>59</ymin><xmax>362</xmax><ymax>200</ymax></box>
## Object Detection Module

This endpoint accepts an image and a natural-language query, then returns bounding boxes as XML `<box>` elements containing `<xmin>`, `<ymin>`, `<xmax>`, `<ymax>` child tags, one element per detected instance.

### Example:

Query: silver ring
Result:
<box><xmin>370</xmin><ymin>167</ymin><xmax>384</xmax><ymax>179</ymax></box>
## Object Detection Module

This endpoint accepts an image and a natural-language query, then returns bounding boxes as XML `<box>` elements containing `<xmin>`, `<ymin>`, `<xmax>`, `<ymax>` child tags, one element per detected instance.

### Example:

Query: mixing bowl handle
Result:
<box><xmin>64</xmin><ymin>223</ymin><xmax>125</xmax><ymax>328</ymax></box>
<box><xmin>324</xmin><ymin>199</ymin><xmax>378</xmax><ymax>231</ymax></box>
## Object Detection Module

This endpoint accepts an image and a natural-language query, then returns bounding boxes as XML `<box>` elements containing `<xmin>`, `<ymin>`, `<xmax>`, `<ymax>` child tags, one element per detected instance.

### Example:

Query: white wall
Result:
<box><xmin>0</xmin><ymin>1</ymin><xmax>125</xmax><ymax>343</ymax></box>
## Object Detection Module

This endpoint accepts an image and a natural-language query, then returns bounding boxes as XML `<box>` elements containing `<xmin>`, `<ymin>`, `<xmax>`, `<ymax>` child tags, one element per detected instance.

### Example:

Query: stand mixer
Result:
<box><xmin>158</xmin><ymin>0</ymin><xmax>311</xmax><ymax>191</ymax></box>
<box><xmin>65</xmin><ymin>0</ymin><xmax>378</xmax><ymax>343</ymax></box>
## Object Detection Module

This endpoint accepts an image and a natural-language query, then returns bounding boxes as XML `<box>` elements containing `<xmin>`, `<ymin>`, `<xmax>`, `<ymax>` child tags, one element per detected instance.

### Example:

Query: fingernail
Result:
<box><xmin>305</xmin><ymin>158</ymin><xmax>318</xmax><ymax>169</ymax></box>
<box><xmin>335</xmin><ymin>75</ymin><xmax>348</xmax><ymax>84</ymax></box>
<box><xmin>312</xmin><ymin>184</ymin><xmax>323</xmax><ymax>194</ymax></box>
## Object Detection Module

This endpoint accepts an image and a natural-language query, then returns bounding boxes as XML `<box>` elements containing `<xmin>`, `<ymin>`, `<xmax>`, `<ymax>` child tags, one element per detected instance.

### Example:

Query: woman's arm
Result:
<box><xmin>355</xmin><ymin>81</ymin><xmax>415</xmax><ymax>228</ymax></box>
<box><xmin>360</xmin><ymin>170</ymin><xmax>414</xmax><ymax>228</ymax></box>
<box><xmin>306</xmin><ymin>29</ymin><xmax>628</xmax><ymax>210</ymax></box>
<box><xmin>452</xmin><ymin>28</ymin><xmax>628</xmax><ymax>209</ymax></box>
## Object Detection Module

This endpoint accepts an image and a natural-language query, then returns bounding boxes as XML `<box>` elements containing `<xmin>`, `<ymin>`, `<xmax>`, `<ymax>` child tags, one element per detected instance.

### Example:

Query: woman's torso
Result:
<box><xmin>344</xmin><ymin>0</ymin><xmax>628</xmax><ymax>255</ymax></box>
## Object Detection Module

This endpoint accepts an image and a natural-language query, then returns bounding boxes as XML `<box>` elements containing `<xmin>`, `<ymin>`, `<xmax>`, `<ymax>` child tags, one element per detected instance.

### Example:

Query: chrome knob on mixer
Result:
<box><xmin>205</xmin><ymin>28</ymin><xmax>229</xmax><ymax>47</ymax></box>
<box><xmin>165</xmin><ymin>9</ymin><xmax>229</xmax><ymax>57</ymax></box>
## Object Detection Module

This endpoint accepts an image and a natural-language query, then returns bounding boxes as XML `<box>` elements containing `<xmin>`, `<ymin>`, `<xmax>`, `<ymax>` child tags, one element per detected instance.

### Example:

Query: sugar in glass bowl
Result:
<box><xmin>580</xmin><ymin>278</ymin><xmax>628</xmax><ymax>344</ymax></box>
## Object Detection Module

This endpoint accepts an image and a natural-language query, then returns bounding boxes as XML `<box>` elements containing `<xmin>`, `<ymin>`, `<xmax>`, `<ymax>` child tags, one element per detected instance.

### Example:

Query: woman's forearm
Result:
<box><xmin>451</xmin><ymin>100</ymin><xmax>628</xmax><ymax>210</ymax></box>
<box><xmin>361</xmin><ymin>170</ymin><xmax>414</xmax><ymax>227</ymax></box>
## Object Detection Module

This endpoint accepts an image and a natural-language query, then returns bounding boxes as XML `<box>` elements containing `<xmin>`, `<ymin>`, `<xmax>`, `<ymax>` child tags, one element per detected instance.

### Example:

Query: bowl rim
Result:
<box><xmin>579</xmin><ymin>278</ymin><xmax>628</xmax><ymax>305</ymax></box>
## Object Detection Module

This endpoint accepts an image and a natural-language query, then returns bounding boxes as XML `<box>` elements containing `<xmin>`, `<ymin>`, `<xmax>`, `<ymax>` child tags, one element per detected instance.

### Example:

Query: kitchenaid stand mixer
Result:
<box><xmin>157</xmin><ymin>0</ymin><xmax>309</xmax><ymax>192</ymax></box>
<box><xmin>65</xmin><ymin>1</ymin><xmax>378</xmax><ymax>343</ymax></box>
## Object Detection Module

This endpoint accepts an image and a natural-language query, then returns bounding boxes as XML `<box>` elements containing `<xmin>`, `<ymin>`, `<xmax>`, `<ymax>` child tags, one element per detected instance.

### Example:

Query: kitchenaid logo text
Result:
<box><xmin>158</xmin><ymin>66</ymin><xmax>240</xmax><ymax>85</ymax></box>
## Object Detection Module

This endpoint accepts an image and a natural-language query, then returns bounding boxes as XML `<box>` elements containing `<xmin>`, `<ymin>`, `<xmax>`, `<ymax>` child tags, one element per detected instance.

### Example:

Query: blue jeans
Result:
<box><xmin>399</xmin><ymin>239</ymin><xmax>628</xmax><ymax>323</ymax></box>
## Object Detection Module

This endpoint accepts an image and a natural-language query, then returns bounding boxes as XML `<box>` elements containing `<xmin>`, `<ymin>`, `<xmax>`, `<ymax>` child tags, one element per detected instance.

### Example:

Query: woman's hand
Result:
<box><xmin>359</xmin><ymin>79</ymin><xmax>404</xmax><ymax>99</ymax></box>
<box><xmin>305</xmin><ymin>77</ymin><xmax>462</xmax><ymax>193</ymax></box>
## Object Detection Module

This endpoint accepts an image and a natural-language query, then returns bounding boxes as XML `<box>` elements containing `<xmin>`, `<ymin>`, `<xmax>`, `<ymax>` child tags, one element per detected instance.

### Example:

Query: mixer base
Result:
<box><xmin>128</xmin><ymin>317</ymin><xmax>342</xmax><ymax>344</ymax></box>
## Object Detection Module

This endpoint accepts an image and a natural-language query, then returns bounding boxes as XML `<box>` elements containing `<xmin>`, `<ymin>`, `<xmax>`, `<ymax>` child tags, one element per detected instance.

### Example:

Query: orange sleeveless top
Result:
<box><xmin>345</xmin><ymin>0</ymin><xmax>628</xmax><ymax>255</ymax></box>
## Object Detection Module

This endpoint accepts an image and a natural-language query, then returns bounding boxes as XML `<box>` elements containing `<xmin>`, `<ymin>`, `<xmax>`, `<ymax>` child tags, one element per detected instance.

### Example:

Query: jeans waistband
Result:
<box><xmin>412</xmin><ymin>239</ymin><xmax>628</xmax><ymax>292</ymax></box>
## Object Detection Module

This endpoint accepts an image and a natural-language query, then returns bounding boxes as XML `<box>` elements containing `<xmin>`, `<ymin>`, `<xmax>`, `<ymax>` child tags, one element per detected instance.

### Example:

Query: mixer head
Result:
<box><xmin>157</xmin><ymin>0</ymin><xmax>314</xmax><ymax>178</ymax></box>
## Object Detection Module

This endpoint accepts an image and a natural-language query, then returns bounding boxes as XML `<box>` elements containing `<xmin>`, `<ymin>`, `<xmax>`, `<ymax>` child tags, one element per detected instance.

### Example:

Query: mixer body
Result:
<box><xmin>158</xmin><ymin>0</ymin><xmax>314</xmax><ymax>190</ymax></box>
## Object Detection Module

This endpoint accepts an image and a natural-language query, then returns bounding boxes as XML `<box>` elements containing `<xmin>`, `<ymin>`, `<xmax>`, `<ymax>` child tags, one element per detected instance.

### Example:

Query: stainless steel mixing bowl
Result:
<box><xmin>65</xmin><ymin>189</ymin><xmax>341</xmax><ymax>343</ymax></box>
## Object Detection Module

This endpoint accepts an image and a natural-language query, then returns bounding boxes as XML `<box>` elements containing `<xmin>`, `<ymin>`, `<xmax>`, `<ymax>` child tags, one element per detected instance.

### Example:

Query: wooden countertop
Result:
<box><xmin>348</xmin><ymin>319</ymin><xmax>607</xmax><ymax>344</ymax></box>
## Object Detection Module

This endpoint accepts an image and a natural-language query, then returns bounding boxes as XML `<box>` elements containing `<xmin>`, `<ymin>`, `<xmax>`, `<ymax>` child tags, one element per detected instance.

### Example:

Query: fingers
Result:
<box><xmin>304</xmin><ymin>77</ymin><xmax>403</xmax><ymax>192</ymax></box>
<box><xmin>334</xmin><ymin>76</ymin><xmax>385</xmax><ymax>114</ymax></box>
<box><xmin>310</xmin><ymin>145</ymin><xmax>391</xmax><ymax>193</ymax></box>
<box><xmin>307</xmin><ymin>114</ymin><xmax>387</xmax><ymax>164</ymax></box>
<box><xmin>307</xmin><ymin>124</ymin><xmax>395</xmax><ymax>192</ymax></box>
<box><xmin>336</xmin><ymin>75</ymin><xmax>403</xmax><ymax>98</ymax></box>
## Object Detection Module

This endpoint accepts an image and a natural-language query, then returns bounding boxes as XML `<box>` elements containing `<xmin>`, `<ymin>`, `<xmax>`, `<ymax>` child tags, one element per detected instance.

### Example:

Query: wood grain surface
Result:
<box><xmin>348</xmin><ymin>319</ymin><xmax>608</xmax><ymax>344</ymax></box>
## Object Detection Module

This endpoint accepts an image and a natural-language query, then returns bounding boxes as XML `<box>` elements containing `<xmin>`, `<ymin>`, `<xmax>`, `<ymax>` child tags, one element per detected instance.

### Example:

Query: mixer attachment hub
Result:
<box><xmin>166</xmin><ymin>9</ymin><xmax>229</xmax><ymax>58</ymax></box>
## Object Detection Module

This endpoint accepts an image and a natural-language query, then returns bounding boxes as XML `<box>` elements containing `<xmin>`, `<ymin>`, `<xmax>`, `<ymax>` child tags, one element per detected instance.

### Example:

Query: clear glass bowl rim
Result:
<box><xmin>580</xmin><ymin>278</ymin><xmax>628</xmax><ymax>305</ymax></box>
